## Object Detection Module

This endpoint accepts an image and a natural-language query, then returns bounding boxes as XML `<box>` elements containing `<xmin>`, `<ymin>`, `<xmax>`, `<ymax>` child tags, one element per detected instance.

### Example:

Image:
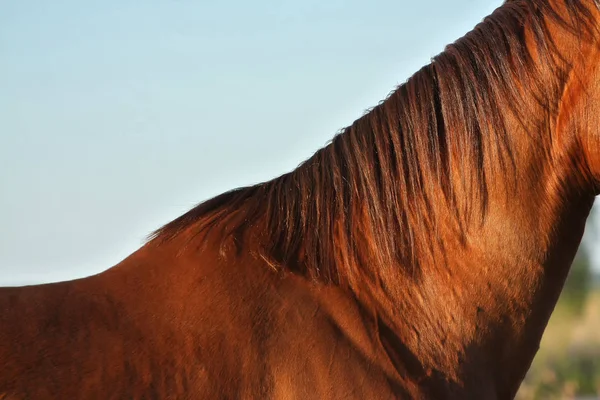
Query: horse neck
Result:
<box><xmin>361</xmin><ymin>6</ymin><xmax>599</xmax><ymax>396</ymax></box>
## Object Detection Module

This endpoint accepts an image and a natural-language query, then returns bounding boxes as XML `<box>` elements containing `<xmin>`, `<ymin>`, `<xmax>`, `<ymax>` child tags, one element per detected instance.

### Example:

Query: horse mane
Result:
<box><xmin>150</xmin><ymin>0</ymin><xmax>598</xmax><ymax>288</ymax></box>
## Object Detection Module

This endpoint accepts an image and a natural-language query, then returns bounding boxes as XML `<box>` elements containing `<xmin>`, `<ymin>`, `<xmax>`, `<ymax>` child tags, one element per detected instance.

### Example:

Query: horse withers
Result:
<box><xmin>2</xmin><ymin>0</ymin><xmax>600</xmax><ymax>398</ymax></box>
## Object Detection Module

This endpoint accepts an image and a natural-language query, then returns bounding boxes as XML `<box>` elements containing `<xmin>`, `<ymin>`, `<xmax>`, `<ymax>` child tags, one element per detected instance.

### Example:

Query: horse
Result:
<box><xmin>2</xmin><ymin>0</ymin><xmax>600</xmax><ymax>398</ymax></box>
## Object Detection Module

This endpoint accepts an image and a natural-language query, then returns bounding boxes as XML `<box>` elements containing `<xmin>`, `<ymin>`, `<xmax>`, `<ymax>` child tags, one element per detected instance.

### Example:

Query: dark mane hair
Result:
<box><xmin>150</xmin><ymin>0</ymin><xmax>598</xmax><ymax>288</ymax></box>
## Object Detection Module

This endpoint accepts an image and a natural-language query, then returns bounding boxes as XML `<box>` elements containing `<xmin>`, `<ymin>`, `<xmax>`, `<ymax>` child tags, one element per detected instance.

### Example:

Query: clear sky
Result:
<box><xmin>1</xmin><ymin>0</ymin><xmax>597</xmax><ymax>286</ymax></box>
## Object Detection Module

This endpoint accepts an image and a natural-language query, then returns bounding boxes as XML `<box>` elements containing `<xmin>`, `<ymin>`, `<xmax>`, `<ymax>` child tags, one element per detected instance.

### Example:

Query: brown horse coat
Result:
<box><xmin>3</xmin><ymin>0</ymin><xmax>600</xmax><ymax>398</ymax></box>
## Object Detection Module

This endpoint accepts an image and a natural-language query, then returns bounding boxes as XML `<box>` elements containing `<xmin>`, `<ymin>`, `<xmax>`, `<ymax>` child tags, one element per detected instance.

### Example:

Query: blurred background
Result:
<box><xmin>515</xmin><ymin>213</ymin><xmax>600</xmax><ymax>400</ymax></box>
<box><xmin>1</xmin><ymin>1</ymin><xmax>598</xmax><ymax>398</ymax></box>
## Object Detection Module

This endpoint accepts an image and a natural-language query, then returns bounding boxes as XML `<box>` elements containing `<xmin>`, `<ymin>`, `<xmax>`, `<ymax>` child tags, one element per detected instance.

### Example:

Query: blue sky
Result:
<box><xmin>0</xmin><ymin>0</ymin><xmax>596</xmax><ymax>285</ymax></box>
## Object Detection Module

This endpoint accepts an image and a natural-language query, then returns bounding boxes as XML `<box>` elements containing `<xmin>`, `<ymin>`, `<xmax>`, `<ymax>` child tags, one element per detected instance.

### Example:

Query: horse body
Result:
<box><xmin>3</xmin><ymin>0</ymin><xmax>600</xmax><ymax>398</ymax></box>
<box><xmin>0</xmin><ymin>241</ymin><xmax>437</xmax><ymax>399</ymax></box>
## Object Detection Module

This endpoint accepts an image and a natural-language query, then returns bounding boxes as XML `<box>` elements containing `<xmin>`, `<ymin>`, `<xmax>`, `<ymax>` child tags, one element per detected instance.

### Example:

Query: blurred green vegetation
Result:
<box><xmin>516</xmin><ymin>207</ymin><xmax>599</xmax><ymax>400</ymax></box>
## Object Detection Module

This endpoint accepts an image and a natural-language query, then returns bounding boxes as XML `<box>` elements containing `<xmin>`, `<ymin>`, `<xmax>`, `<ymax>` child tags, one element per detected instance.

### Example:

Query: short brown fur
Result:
<box><xmin>3</xmin><ymin>0</ymin><xmax>600</xmax><ymax>398</ymax></box>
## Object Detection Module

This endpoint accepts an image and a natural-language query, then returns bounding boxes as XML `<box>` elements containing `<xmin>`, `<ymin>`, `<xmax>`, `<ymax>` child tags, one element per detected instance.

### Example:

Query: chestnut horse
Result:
<box><xmin>2</xmin><ymin>0</ymin><xmax>600</xmax><ymax>398</ymax></box>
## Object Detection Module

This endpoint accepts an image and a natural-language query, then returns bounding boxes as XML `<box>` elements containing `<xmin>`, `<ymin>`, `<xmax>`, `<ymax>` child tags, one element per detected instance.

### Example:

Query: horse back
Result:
<box><xmin>0</xmin><ymin>244</ymin><xmax>409</xmax><ymax>399</ymax></box>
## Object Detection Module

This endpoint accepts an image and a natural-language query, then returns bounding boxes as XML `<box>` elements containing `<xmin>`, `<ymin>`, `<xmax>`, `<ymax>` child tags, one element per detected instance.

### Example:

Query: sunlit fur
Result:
<box><xmin>152</xmin><ymin>0</ymin><xmax>598</xmax><ymax>286</ymax></box>
<box><xmin>2</xmin><ymin>0</ymin><xmax>600</xmax><ymax>399</ymax></box>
